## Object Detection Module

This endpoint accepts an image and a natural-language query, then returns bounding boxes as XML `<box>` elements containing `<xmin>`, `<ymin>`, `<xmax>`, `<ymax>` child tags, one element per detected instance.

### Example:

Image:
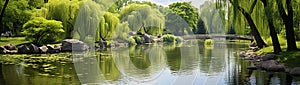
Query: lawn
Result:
<box><xmin>0</xmin><ymin>37</ymin><xmax>30</xmax><ymax>46</ymax></box>
<box><xmin>256</xmin><ymin>41</ymin><xmax>300</xmax><ymax>68</ymax></box>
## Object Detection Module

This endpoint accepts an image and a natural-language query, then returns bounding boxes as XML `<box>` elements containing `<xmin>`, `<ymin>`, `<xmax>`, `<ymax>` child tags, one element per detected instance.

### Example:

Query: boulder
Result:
<box><xmin>290</xmin><ymin>67</ymin><xmax>300</xmax><ymax>76</ymax></box>
<box><xmin>0</xmin><ymin>46</ymin><xmax>7</xmax><ymax>54</ymax></box>
<box><xmin>46</xmin><ymin>45</ymin><xmax>59</xmax><ymax>53</ymax></box>
<box><xmin>261</xmin><ymin>60</ymin><xmax>285</xmax><ymax>72</ymax></box>
<box><xmin>17</xmin><ymin>45</ymin><xmax>29</xmax><ymax>54</ymax></box>
<box><xmin>61</xmin><ymin>39</ymin><xmax>89</xmax><ymax>51</ymax></box>
<box><xmin>261</xmin><ymin>54</ymin><xmax>277</xmax><ymax>61</ymax></box>
<box><xmin>128</xmin><ymin>31</ymin><xmax>136</xmax><ymax>36</ymax></box>
<box><xmin>6</xmin><ymin>50</ymin><xmax>17</xmax><ymax>54</ymax></box>
<box><xmin>39</xmin><ymin>46</ymin><xmax>48</xmax><ymax>53</ymax></box>
<box><xmin>250</xmin><ymin>42</ymin><xmax>257</xmax><ymax>47</ymax></box>
<box><xmin>4</xmin><ymin>44</ymin><xmax>16</xmax><ymax>50</ymax></box>
<box><xmin>29</xmin><ymin>44</ymin><xmax>40</xmax><ymax>53</ymax></box>
<box><xmin>143</xmin><ymin>34</ymin><xmax>154</xmax><ymax>43</ymax></box>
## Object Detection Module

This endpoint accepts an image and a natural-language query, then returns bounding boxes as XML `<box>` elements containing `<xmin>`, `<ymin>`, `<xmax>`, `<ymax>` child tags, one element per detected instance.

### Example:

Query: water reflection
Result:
<box><xmin>1</xmin><ymin>41</ymin><xmax>300</xmax><ymax>85</ymax></box>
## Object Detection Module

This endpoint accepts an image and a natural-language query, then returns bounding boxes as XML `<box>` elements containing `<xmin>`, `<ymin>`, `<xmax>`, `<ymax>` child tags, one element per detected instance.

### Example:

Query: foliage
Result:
<box><xmin>168</xmin><ymin>2</ymin><xmax>199</xmax><ymax>34</ymax></box>
<box><xmin>97</xmin><ymin>12</ymin><xmax>120</xmax><ymax>41</ymax></box>
<box><xmin>127</xmin><ymin>36</ymin><xmax>136</xmax><ymax>45</ymax></box>
<box><xmin>133</xmin><ymin>35</ymin><xmax>143</xmax><ymax>44</ymax></box>
<box><xmin>38</xmin><ymin>0</ymin><xmax>82</xmax><ymax>38</ymax></box>
<box><xmin>0</xmin><ymin>0</ymin><xmax>33</xmax><ymax>35</ymax></box>
<box><xmin>162</xmin><ymin>34</ymin><xmax>176</xmax><ymax>43</ymax></box>
<box><xmin>22</xmin><ymin>17</ymin><xmax>64</xmax><ymax>45</ymax></box>
<box><xmin>204</xmin><ymin>39</ymin><xmax>214</xmax><ymax>46</ymax></box>
<box><xmin>119</xmin><ymin>3</ymin><xmax>165</xmax><ymax>35</ymax></box>
<box><xmin>200</xmin><ymin>1</ymin><xmax>225</xmax><ymax>34</ymax></box>
<box><xmin>197</xmin><ymin>18</ymin><xmax>207</xmax><ymax>34</ymax></box>
<box><xmin>266</xmin><ymin>35</ymin><xmax>287</xmax><ymax>46</ymax></box>
<box><xmin>113</xmin><ymin>21</ymin><xmax>130</xmax><ymax>40</ymax></box>
<box><xmin>175</xmin><ymin>36</ymin><xmax>184</xmax><ymax>42</ymax></box>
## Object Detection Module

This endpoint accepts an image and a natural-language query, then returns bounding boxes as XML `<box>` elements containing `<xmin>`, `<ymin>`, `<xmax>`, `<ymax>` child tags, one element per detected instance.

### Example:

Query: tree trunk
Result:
<box><xmin>0</xmin><ymin>0</ymin><xmax>10</xmax><ymax>34</ymax></box>
<box><xmin>276</xmin><ymin>0</ymin><xmax>297</xmax><ymax>51</ymax></box>
<box><xmin>261</xmin><ymin>0</ymin><xmax>282</xmax><ymax>54</ymax></box>
<box><xmin>237</xmin><ymin>7</ymin><xmax>267</xmax><ymax>48</ymax></box>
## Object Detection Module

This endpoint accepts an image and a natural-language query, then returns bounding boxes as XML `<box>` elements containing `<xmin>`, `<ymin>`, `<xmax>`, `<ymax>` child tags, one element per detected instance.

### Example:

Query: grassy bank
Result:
<box><xmin>0</xmin><ymin>37</ymin><xmax>29</xmax><ymax>46</ymax></box>
<box><xmin>256</xmin><ymin>41</ymin><xmax>300</xmax><ymax>68</ymax></box>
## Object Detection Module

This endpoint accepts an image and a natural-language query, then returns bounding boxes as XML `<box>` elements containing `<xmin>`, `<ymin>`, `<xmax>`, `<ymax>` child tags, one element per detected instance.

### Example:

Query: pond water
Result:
<box><xmin>0</xmin><ymin>40</ymin><xmax>300</xmax><ymax>85</ymax></box>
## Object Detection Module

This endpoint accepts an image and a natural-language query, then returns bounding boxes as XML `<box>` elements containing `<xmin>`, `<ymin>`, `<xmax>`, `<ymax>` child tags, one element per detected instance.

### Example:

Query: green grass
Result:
<box><xmin>0</xmin><ymin>37</ymin><xmax>30</xmax><ymax>46</ymax></box>
<box><xmin>256</xmin><ymin>41</ymin><xmax>300</xmax><ymax>68</ymax></box>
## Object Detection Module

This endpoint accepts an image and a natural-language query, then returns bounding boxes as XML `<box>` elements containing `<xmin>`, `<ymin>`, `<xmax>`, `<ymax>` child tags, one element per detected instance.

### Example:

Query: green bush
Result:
<box><xmin>133</xmin><ymin>36</ymin><xmax>143</xmax><ymax>44</ymax></box>
<box><xmin>175</xmin><ymin>36</ymin><xmax>184</xmax><ymax>42</ymax></box>
<box><xmin>162</xmin><ymin>34</ymin><xmax>176</xmax><ymax>42</ymax></box>
<box><xmin>204</xmin><ymin>39</ymin><xmax>214</xmax><ymax>46</ymax></box>
<box><xmin>22</xmin><ymin>17</ymin><xmax>64</xmax><ymax>45</ymax></box>
<box><xmin>266</xmin><ymin>35</ymin><xmax>286</xmax><ymax>46</ymax></box>
<box><xmin>127</xmin><ymin>36</ymin><xmax>137</xmax><ymax>45</ymax></box>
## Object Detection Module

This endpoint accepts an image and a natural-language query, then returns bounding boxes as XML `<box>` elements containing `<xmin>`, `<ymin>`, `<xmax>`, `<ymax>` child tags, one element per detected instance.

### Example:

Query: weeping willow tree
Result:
<box><xmin>119</xmin><ymin>3</ymin><xmax>165</xmax><ymax>36</ymax></box>
<box><xmin>275</xmin><ymin>0</ymin><xmax>298</xmax><ymax>51</ymax></box>
<box><xmin>96</xmin><ymin>12</ymin><xmax>119</xmax><ymax>41</ymax></box>
<box><xmin>260</xmin><ymin>0</ymin><xmax>282</xmax><ymax>53</ymax></box>
<box><xmin>36</xmin><ymin>0</ymin><xmax>83</xmax><ymax>39</ymax></box>
<box><xmin>200</xmin><ymin>1</ymin><xmax>226</xmax><ymax>34</ymax></box>
<box><xmin>217</xmin><ymin>0</ymin><xmax>268</xmax><ymax>48</ymax></box>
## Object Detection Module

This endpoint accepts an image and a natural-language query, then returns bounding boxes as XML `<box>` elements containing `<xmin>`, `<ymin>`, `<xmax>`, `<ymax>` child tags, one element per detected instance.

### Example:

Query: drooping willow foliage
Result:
<box><xmin>119</xmin><ymin>3</ymin><xmax>165</xmax><ymax>36</ymax></box>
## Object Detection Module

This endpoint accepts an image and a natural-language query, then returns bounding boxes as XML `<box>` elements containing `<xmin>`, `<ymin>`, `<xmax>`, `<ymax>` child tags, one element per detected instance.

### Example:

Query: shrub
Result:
<box><xmin>133</xmin><ymin>36</ymin><xmax>143</xmax><ymax>44</ymax></box>
<box><xmin>127</xmin><ymin>36</ymin><xmax>137</xmax><ymax>45</ymax></box>
<box><xmin>162</xmin><ymin>34</ymin><xmax>176</xmax><ymax>42</ymax></box>
<box><xmin>204</xmin><ymin>39</ymin><xmax>214</xmax><ymax>46</ymax></box>
<box><xmin>22</xmin><ymin>17</ymin><xmax>64</xmax><ymax>45</ymax></box>
<box><xmin>175</xmin><ymin>36</ymin><xmax>184</xmax><ymax>42</ymax></box>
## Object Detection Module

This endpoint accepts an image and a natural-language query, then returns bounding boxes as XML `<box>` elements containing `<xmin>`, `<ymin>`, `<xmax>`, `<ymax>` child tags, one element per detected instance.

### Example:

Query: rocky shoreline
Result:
<box><xmin>0</xmin><ymin>39</ymin><xmax>93</xmax><ymax>54</ymax></box>
<box><xmin>238</xmin><ymin>47</ymin><xmax>300</xmax><ymax>77</ymax></box>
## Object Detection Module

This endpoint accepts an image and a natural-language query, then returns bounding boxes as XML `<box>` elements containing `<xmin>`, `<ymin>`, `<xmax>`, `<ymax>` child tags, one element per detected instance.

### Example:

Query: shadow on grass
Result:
<box><xmin>277</xmin><ymin>50</ymin><xmax>300</xmax><ymax>68</ymax></box>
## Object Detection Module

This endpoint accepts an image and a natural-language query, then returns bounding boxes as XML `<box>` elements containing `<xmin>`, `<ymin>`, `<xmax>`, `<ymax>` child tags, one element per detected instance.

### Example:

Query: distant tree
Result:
<box><xmin>168</xmin><ymin>2</ymin><xmax>199</xmax><ymax>34</ymax></box>
<box><xmin>119</xmin><ymin>3</ymin><xmax>165</xmax><ymax>35</ymax></box>
<box><xmin>97</xmin><ymin>12</ymin><xmax>119</xmax><ymax>41</ymax></box>
<box><xmin>22</xmin><ymin>17</ymin><xmax>64</xmax><ymax>45</ymax></box>
<box><xmin>197</xmin><ymin>18</ymin><xmax>207</xmax><ymax>34</ymax></box>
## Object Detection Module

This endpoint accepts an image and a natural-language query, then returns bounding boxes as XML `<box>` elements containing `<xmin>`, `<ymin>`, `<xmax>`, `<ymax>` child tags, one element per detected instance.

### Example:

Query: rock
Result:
<box><xmin>39</xmin><ymin>46</ymin><xmax>48</xmax><ymax>53</ymax></box>
<box><xmin>46</xmin><ymin>45</ymin><xmax>59</xmax><ymax>53</ymax></box>
<box><xmin>4</xmin><ymin>44</ymin><xmax>16</xmax><ymax>50</ymax></box>
<box><xmin>290</xmin><ymin>67</ymin><xmax>300</xmax><ymax>76</ymax></box>
<box><xmin>18</xmin><ymin>45</ymin><xmax>29</xmax><ymax>54</ymax></box>
<box><xmin>250</xmin><ymin>47</ymin><xmax>259</xmax><ymax>52</ymax></box>
<box><xmin>128</xmin><ymin>31</ymin><xmax>136</xmax><ymax>36</ymax></box>
<box><xmin>261</xmin><ymin>60</ymin><xmax>285</xmax><ymax>72</ymax></box>
<box><xmin>6</xmin><ymin>50</ymin><xmax>17</xmax><ymax>54</ymax></box>
<box><xmin>29</xmin><ymin>44</ymin><xmax>40</xmax><ymax>53</ymax></box>
<box><xmin>261</xmin><ymin>54</ymin><xmax>277</xmax><ymax>61</ymax></box>
<box><xmin>143</xmin><ymin>34</ymin><xmax>154</xmax><ymax>43</ymax></box>
<box><xmin>250</xmin><ymin>41</ymin><xmax>257</xmax><ymax>47</ymax></box>
<box><xmin>99</xmin><ymin>40</ymin><xmax>107</xmax><ymax>47</ymax></box>
<box><xmin>0</xmin><ymin>46</ymin><xmax>7</xmax><ymax>54</ymax></box>
<box><xmin>61</xmin><ymin>39</ymin><xmax>89</xmax><ymax>51</ymax></box>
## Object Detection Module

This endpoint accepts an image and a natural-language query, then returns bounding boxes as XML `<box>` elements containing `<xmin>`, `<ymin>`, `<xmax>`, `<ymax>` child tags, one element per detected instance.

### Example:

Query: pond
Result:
<box><xmin>0</xmin><ymin>40</ymin><xmax>300</xmax><ymax>85</ymax></box>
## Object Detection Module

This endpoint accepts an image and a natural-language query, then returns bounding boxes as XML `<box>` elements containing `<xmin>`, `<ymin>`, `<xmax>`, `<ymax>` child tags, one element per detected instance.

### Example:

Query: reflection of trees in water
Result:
<box><xmin>129</xmin><ymin>46</ymin><xmax>151</xmax><ymax>70</ymax></box>
<box><xmin>98</xmin><ymin>54</ymin><xmax>121</xmax><ymax>81</ymax></box>
<box><xmin>0</xmin><ymin>63</ymin><xmax>80</xmax><ymax>85</ymax></box>
<box><xmin>164</xmin><ymin>41</ymin><xmax>200</xmax><ymax>75</ymax></box>
<box><xmin>112</xmin><ymin>45</ymin><xmax>166</xmax><ymax>82</ymax></box>
<box><xmin>199</xmin><ymin>40</ymin><xmax>227</xmax><ymax>74</ymax></box>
